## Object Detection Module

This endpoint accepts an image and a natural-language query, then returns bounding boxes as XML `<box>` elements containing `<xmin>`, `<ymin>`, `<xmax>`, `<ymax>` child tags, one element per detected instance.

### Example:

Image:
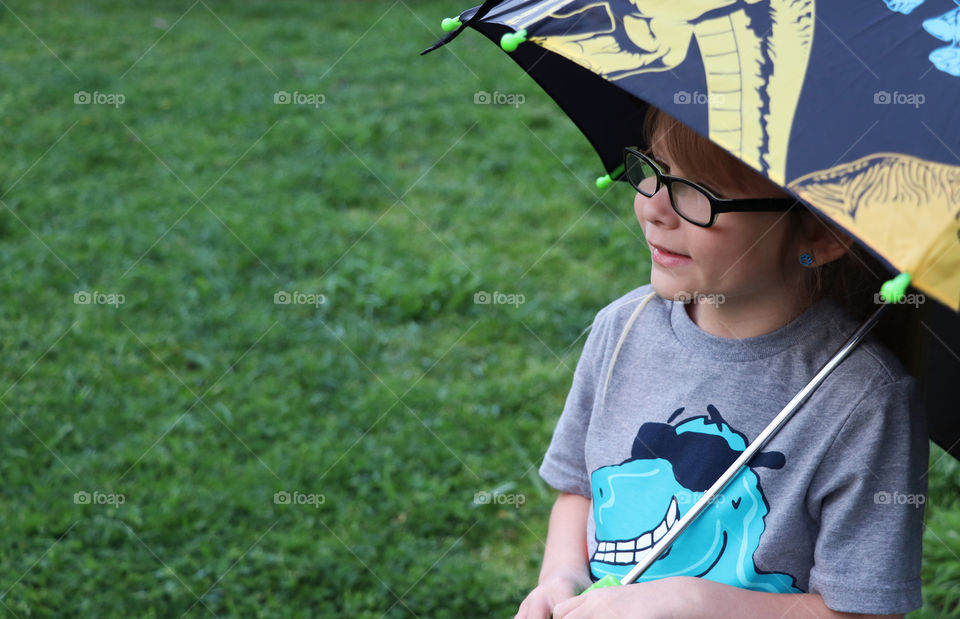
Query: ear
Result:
<box><xmin>799</xmin><ymin>211</ymin><xmax>855</xmax><ymax>266</ymax></box>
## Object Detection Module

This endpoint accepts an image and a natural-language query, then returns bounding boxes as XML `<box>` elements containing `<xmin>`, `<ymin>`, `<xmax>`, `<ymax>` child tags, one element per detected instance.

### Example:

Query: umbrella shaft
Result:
<box><xmin>619</xmin><ymin>302</ymin><xmax>891</xmax><ymax>585</ymax></box>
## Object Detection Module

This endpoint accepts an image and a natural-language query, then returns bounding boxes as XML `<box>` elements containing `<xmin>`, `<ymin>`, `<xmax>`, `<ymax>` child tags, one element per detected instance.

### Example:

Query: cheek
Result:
<box><xmin>682</xmin><ymin>221</ymin><xmax>754</xmax><ymax>272</ymax></box>
<box><xmin>633</xmin><ymin>192</ymin><xmax>644</xmax><ymax>223</ymax></box>
<box><xmin>685</xmin><ymin>229</ymin><xmax>721</xmax><ymax>262</ymax></box>
<box><xmin>695</xmin><ymin>218</ymin><xmax>789</xmax><ymax>275</ymax></box>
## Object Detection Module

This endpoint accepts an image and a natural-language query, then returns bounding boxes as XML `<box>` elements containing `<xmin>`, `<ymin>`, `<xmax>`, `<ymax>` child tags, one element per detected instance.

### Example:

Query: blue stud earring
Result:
<box><xmin>799</xmin><ymin>252</ymin><xmax>814</xmax><ymax>266</ymax></box>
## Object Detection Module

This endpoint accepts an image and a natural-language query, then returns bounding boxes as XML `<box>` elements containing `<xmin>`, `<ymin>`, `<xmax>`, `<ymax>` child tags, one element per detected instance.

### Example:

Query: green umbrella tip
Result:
<box><xmin>880</xmin><ymin>272</ymin><xmax>912</xmax><ymax>303</ymax></box>
<box><xmin>500</xmin><ymin>29</ymin><xmax>527</xmax><ymax>52</ymax></box>
<box><xmin>596</xmin><ymin>164</ymin><xmax>624</xmax><ymax>190</ymax></box>
<box><xmin>441</xmin><ymin>17</ymin><xmax>462</xmax><ymax>32</ymax></box>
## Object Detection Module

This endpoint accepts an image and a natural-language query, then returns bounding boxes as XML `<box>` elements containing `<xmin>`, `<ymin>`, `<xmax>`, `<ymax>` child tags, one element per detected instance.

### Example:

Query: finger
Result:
<box><xmin>530</xmin><ymin>596</ymin><xmax>552</xmax><ymax>619</ymax></box>
<box><xmin>515</xmin><ymin>593</ymin><xmax>549</xmax><ymax>619</ymax></box>
<box><xmin>552</xmin><ymin>593</ymin><xmax>586</xmax><ymax>619</ymax></box>
<box><xmin>515</xmin><ymin>595</ymin><xmax>532</xmax><ymax>619</ymax></box>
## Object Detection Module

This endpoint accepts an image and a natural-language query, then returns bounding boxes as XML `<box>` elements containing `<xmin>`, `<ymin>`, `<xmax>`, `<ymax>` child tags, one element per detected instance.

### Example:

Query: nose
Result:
<box><xmin>634</xmin><ymin>186</ymin><xmax>679</xmax><ymax>229</ymax></box>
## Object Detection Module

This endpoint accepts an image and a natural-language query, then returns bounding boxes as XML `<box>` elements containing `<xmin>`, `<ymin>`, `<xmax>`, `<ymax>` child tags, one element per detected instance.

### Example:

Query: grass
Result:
<box><xmin>0</xmin><ymin>1</ymin><xmax>957</xmax><ymax>616</ymax></box>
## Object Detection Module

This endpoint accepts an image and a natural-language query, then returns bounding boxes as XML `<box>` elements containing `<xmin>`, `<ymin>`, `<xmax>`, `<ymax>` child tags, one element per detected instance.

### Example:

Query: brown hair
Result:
<box><xmin>642</xmin><ymin>107</ymin><xmax>889</xmax><ymax>322</ymax></box>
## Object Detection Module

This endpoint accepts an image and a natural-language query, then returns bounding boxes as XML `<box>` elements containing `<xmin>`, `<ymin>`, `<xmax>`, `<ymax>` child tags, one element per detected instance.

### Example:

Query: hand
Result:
<box><xmin>551</xmin><ymin>576</ymin><xmax>695</xmax><ymax>619</ymax></box>
<box><xmin>514</xmin><ymin>571</ymin><xmax>592</xmax><ymax>619</ymax></box>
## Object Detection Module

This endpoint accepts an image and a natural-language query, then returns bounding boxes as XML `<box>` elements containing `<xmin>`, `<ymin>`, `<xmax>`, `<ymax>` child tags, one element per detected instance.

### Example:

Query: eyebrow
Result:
<box><xmin>644</xmin><ymin>149</ymin><xmax>669</xmax><ymax>170</ymax></box>
<box><xmin>646</xmin><ymin>151</ymin><xmax>727</xmax><ymax>198</ymax></box>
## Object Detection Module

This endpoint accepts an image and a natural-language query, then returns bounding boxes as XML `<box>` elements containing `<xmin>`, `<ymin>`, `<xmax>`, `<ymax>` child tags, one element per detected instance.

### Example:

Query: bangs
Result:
<box><xmin>642</xmin><ymin>107</ymin><xmax>780</xmax><ymax>197</ymax></box>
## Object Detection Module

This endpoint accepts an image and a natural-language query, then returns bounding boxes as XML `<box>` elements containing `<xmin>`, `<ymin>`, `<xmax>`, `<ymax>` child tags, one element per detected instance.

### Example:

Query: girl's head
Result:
<box><xmin>636</xmin><ymin>107</ymin><xmax>886</xmax><ymax>320</ymax></box>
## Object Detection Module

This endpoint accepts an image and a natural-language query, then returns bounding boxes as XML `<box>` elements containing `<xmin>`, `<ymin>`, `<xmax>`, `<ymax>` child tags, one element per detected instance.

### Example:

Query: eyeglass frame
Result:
<box><xmin>623</xmin><ymin>147</ymin><xmax>801</xmax><ymax>228</ymax></box>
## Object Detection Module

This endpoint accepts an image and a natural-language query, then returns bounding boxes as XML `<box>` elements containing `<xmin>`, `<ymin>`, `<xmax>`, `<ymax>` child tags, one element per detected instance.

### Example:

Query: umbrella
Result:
<box><xmin>422</xmin><ymin>0</ymin><xmax>960</xmax><ymax>589</ymax></box>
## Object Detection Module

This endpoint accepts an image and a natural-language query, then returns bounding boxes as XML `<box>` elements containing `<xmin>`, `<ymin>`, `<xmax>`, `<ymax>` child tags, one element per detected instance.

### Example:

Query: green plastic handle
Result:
<box><xmin>581</xmin><ymin>574</ymin><xmax>621</xmax><ymax>594</ymax></box>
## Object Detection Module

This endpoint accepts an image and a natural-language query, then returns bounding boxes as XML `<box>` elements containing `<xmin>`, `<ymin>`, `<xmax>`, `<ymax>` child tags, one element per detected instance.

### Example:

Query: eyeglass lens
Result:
<box><xmin>626</xmin><ymin>151</ymin><xmax>712</xmax><ymax>225</ymax></box>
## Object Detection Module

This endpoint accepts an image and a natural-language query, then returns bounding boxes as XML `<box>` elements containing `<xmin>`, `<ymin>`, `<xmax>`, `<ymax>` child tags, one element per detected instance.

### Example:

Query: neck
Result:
<box><xmin>685</xmin><ymin>287</ymin><xmax>816</xmax><ymax>339</ymax></box>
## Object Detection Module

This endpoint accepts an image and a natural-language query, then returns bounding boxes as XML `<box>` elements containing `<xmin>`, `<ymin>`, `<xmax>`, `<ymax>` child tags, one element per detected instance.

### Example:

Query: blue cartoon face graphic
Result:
<box><xmin>590</xmin><ymin>405</ymin><xmax>801</xmax><ymax>593</ymax></box>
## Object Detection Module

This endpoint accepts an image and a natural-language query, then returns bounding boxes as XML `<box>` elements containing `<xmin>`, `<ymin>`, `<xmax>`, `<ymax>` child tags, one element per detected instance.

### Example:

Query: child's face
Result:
<box><xmin>634</xmin><ymin>147</ymin><xmax>801</xmax><ymax>303</ymax></box>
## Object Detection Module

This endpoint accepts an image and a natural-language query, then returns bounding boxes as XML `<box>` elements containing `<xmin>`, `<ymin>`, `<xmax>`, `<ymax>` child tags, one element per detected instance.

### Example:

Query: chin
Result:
<box><xmin>649</xmin><ymin>273</ymin><xmax>685</xmax><ymax>303</ymax></box>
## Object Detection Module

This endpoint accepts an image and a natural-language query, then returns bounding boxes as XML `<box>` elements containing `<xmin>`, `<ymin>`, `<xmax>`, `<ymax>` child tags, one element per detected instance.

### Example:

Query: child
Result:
<box><xmin>515</xmin><ymin>108</ymin><xmax>928</xmax><ymax>619</ymax></box>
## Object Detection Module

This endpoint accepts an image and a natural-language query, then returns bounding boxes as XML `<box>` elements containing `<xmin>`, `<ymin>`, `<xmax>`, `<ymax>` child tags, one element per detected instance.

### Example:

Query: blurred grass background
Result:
<box><xmin>0</xmin><ymin>1</ymin><xmax>957</xmax><ymax>616</ymax></box>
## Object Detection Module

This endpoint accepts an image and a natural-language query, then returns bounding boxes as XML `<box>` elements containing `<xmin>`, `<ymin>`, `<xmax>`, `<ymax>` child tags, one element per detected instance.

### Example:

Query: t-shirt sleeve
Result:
<box><xmin>806</xmin><ymin>375</ymin><xmax>928</xmax><ymax>615</ymax></box>
<box><xmin>538</xmin><ymin>307</ymin><xmax>616</xmax><ymax>498</ymax></box>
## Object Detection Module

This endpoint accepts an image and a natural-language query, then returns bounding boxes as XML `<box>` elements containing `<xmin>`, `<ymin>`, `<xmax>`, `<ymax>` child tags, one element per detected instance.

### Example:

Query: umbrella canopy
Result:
<box><xmin>423</xmin><ymin>0</ymin><xmax>960</xmax><ymax>459</ymax></box>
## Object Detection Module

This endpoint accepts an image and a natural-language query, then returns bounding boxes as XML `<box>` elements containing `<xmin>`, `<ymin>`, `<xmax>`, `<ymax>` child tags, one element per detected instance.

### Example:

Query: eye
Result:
<box><xmin>696</xmin><ymin>183</ymin><xmax>724</xmax><ymax>199</ymax></box>
<box><xmin>648</xmin><ymin>153</ymin><xmax>670</xmax><ymax>173</ymax></box>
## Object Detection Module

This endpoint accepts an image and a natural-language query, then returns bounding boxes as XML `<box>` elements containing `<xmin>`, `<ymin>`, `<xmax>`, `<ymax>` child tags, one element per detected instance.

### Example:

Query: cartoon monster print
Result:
<box><xmin>590</xmin><ymin>404</ymin><xmax>801</xmax><ymax>593</ymax></box>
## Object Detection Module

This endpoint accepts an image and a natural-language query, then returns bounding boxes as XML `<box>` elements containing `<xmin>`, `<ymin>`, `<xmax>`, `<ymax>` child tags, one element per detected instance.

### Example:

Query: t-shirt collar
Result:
<box><xmin>668</xmin><ymin>294</ymin><xmax>845</xmax><ymax>361</ymax></box>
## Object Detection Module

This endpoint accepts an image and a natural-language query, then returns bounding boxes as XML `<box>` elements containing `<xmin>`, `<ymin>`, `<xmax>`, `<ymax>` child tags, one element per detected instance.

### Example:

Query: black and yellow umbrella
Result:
<box><xmin>424</xmin><ymin>0</ymin><xmax>960</xmax><ymax>588</ymax></box>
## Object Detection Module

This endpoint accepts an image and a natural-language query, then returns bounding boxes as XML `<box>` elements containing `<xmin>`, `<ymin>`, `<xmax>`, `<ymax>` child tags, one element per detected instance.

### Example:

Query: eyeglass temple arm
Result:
<box><xmin>712</xmin><ymin>198</ymin><xmax>803</xmax><ymax>213</ymax></box>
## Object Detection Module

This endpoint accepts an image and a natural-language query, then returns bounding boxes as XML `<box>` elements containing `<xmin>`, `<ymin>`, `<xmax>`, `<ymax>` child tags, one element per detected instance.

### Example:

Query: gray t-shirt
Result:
<box><xmin>540</xmin><ymin>284</ymin><xmax>928</xmax><ymax>615</ymax></box>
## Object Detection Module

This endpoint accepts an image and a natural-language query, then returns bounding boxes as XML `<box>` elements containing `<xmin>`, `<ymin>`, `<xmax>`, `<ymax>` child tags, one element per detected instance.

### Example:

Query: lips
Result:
<box><xmin>649</xmin><ymin>242</ymin><xmax>689</xmax><ymax>258</ymax></box>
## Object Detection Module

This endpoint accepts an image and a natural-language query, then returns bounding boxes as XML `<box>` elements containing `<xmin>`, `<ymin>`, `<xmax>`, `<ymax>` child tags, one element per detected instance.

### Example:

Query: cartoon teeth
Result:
<box><xmin>593</xmin><ymin>496</ymin><xmax>680</xmax><ymax>565</ymax></box>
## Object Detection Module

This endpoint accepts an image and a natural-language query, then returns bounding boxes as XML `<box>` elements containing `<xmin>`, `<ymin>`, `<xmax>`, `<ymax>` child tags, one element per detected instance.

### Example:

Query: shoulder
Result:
<box><xmin>819</xmin><ymin>299</ymin><xmax>915</xmax><ymax>391</ymax></box>
<box><xmin>854</xmin><ymin>337</ymin><xmax>914</xmax><ymax>388</ymax></box>
<box><xmin>840</xmin><ymin>338</ymin><xmax>920</xmax><ymax>431</ymax></box>
<box><xmin>592</xmin><ymin>283</ymin><xmax>668</xmax><ymax>330</ymax></box>
<box><xmin>572</xmin><ymin>284</ymin><xmax>667</xmax><ymax>363</ymax></box>
<box><xmin>810</xmin><ymin>303</ymin><xmax>923</xmax><ymax>445</ymax></box>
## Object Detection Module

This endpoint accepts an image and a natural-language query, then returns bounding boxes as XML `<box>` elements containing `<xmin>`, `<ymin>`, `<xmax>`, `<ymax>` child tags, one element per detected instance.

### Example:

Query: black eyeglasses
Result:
<box><xmin>623</xmin><ymin>147</ymin><xmax>800</xmax><ymax>227</ymax></box>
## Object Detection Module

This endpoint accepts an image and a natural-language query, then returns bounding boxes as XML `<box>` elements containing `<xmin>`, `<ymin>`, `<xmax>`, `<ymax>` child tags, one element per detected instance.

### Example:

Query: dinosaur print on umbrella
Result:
<box><xmin>494</xmin><ymin>0</ymin><xmax>816</xmax><ymax>184</ymax></box>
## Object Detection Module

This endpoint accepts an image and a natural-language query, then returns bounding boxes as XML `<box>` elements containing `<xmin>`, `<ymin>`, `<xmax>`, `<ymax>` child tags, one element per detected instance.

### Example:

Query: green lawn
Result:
<box><xmin>0</xmin><ymin>1</ymin><xmax>957</xmax><ymax>616</ymax></box>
